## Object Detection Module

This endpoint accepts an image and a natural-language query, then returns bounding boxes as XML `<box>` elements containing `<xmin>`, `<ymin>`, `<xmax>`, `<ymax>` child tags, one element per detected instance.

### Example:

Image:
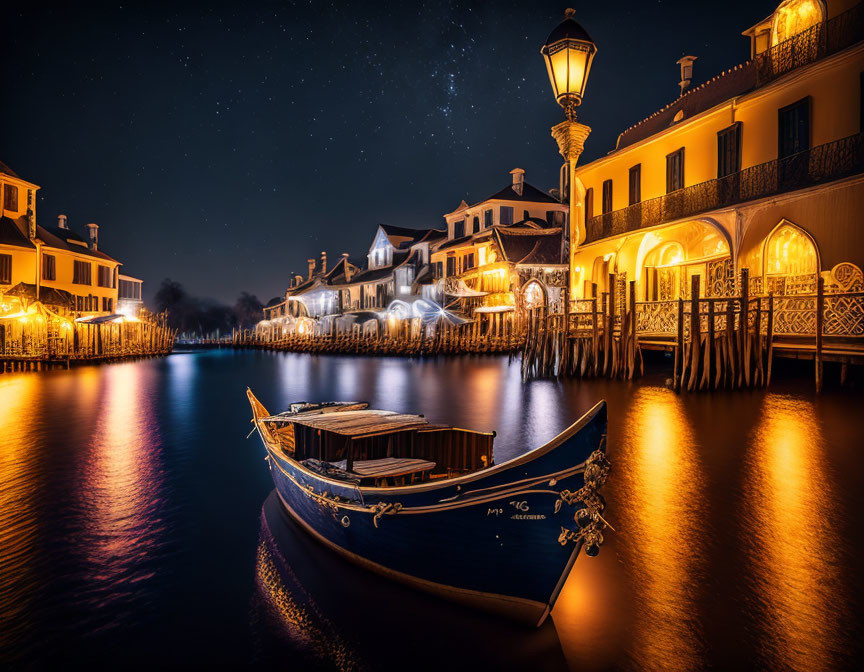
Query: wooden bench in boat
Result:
<box><xmin>329</xmin><ymin>457</ymin><xmax>436</xmax><ymax>486</ymax></box>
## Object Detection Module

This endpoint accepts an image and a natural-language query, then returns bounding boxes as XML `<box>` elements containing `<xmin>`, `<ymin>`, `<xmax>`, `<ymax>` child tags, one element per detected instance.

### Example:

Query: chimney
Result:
<box><xmin>86</xmin><ymin>222</ymin><xmax>99</xmax><ymax>251</ymax></box>
<box><xmin>320</xmin><ymin>251</ymin><xmax>328</xmax><ymax>275</ymax></box>
<box><xmin>58</xmin><ymin>214</ymin><xmax>68</xmax><ymax>229</ymax></box>
<box><xmin>341</xmin><ymin>253</ymin><xmax>352</xmax><ymax>282</ymax></box>
<box><xmin>510</xmin><ymin>168</ymin><xmax>525</xmax><ymax>197</ymax></box>
<box><xmin>307</xmin><ymin>258</ymin><xmax>316</xmax><ymax>280</ymax></box>
<box><xmin>677</xmin><ymin>55</ymin><xmax>697</xmax><ymax>97</ymax></box>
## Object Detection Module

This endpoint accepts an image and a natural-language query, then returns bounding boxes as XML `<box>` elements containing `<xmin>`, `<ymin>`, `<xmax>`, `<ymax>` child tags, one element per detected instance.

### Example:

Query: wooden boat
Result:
<box><xmin>247</xmin><ymin>389</ymin><xmax>611</xmax><ymax>627</ymax></box>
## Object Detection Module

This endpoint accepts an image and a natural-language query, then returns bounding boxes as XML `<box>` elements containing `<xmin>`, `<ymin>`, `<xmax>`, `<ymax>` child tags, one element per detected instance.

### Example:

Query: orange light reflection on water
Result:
<box><xmin>0</xmin><ymin>375</ymin><xmax>43</xmax><ymax>653</ymax></box>
<box><xmin>556</xmin><ymin>386</ymin><xmax>708</xmax><ymax>671</ymax></box>
<box><xmin>80</xmin><ymin>363</ymin><xmax>165</xmax><ymax>600</ymax></box>
<box><xmin>744</xmin><ymin>395</ymin><xmax>846</xmax><ymax>671</ymax></box>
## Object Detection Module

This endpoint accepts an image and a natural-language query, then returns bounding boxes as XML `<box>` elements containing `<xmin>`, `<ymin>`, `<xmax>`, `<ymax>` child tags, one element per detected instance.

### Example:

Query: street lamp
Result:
<box><xmin>541</xmin><ymin>8</ymin><xmax>597</xmax><ymax>120</ymax></box>
<box><xmin>543</xmin><ymin>8</ymin><xmax>597</xmax><ymax>286</ymax></box>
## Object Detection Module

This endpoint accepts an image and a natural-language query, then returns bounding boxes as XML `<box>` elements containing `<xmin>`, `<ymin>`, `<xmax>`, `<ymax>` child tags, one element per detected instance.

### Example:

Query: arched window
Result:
<box><xmin>771</xmin><ymin>0</ymin><xmax>824</xmax><ymax>46</ymax></box>
<box><xmin>522</xmin><ymin>281</ymin><xmax>546</xmax><ymax>310</ymax></box>
<box><xmin>764</xmin><ymin>222</ymin><xmax>818</xmax><ymax>278</ymax></box>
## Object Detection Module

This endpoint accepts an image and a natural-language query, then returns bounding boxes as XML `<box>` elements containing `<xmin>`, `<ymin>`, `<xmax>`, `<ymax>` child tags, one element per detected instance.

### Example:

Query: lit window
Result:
<box><xmin>771</xmin><ymin>0</ymin><xmax>824</xmax><ymax>46</ymax></box>
<box><xmin>764</xmin><ymin>223</ymin><xmax>818</xmax><ymax>276</ymax></box>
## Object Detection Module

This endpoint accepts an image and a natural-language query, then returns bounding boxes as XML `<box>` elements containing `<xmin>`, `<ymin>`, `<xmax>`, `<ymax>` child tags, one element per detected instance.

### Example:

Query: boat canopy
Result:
<box><xmin>261</xmin><ymin>408</ymin><xmax>449</xmax><ymax>438</ymax></box>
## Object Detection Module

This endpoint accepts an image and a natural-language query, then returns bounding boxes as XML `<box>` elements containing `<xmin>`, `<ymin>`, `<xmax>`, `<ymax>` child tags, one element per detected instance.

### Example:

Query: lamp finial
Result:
<box><xmin>564</xmin><ymin>8</ymin><xmax>576</xmax><ymax>19</ymax></box>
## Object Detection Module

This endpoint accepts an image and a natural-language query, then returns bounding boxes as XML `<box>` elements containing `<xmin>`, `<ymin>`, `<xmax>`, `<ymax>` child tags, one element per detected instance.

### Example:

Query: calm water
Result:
<box><xmin>1</xmin><ymin>350</ymin><xmax>862</xmax><ymax>671</ymax></box>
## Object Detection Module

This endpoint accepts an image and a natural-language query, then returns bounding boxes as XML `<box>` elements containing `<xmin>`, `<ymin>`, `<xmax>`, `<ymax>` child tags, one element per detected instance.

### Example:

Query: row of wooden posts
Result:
<box><xmin>237</xmin><ymin>267</ymin><xmax>860</xmax><ymax>391</ymax></box>
<box><xmin>521</xmin><ymin>268</ymin><xmax>860</xmax><ymax>391</ymax></box>
<box><xmin>0</xmin><ymin>317</ymin><xmax>175</xmax><ymax>373</ymax></box>
<box><xmin>233</xmin><ymin>322</ymin><xmax>523</xmax><ymax>357</ymax></box>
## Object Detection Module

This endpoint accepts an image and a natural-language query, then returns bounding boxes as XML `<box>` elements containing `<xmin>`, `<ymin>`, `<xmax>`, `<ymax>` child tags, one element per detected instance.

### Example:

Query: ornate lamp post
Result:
<box><xmin>542</xmin><ymin>8</ymin><xmax>597</xmax><ymax>271</ymax></box>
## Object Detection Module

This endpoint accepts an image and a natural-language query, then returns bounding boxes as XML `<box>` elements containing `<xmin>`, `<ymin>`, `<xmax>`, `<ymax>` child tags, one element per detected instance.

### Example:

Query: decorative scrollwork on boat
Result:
<box><xmin>371</xmin><ymin>502</ymin><xmax>403</xmax><ymax>528</ymax></box>
<box><xmin>555</xmin><ymin>449</ymin><xmax>611</xmax><ymax>555</ymax></box>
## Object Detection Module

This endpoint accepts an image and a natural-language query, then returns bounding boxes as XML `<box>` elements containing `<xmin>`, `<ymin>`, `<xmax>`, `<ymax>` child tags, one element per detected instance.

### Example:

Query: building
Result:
<box><xmin>569</xmin><ymin>0</ymin><xmax>864</xmax><ymax>311</ymax></box>
<box><xmin>117</xmin><ymin>274</ymin><xmax>144</xmax><ymax>317</ymax></box>
<box><xmin>1</xmin><ymin>161</ymin><xmax>122</xmax><ymax>315</ymax></box>
<box><xmin>431</xmin><ymin>169</ymin><xmax>569</xmax><ymax>328</ymax></box>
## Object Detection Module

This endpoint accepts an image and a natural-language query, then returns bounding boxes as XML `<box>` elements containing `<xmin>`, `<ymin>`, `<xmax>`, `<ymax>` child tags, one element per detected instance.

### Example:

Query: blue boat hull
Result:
<box><xmin>255</xmin><ymin>401</ymin><xmax>609</xmax><ymax>626</ymax></box>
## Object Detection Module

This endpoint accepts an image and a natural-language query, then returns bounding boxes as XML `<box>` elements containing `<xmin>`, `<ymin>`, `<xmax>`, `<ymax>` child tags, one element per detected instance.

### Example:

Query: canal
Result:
<box><xmin>1</xmin><ymin>350</ymin><xmax>862</xmax><ymax>670</ymax></box>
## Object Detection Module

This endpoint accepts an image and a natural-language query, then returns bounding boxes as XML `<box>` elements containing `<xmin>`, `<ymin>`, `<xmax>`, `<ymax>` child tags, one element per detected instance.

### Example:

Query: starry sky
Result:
<box><xmin>1</xmin><ymin>0</ymin><xmax>779</xmax><ymax>305</ymax></box>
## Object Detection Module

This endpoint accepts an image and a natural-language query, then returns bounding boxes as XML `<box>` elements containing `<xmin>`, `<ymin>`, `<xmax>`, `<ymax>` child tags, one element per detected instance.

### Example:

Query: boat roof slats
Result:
<box><xmin>264</xmin><ymin>409</ymin><xmax>445</xmax><ymax>437</ymax></box>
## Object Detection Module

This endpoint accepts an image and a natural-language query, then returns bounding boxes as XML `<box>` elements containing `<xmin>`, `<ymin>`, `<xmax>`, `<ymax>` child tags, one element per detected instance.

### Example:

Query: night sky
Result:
<box><xmin>1</xmin><ymin>0</ymin><xmax>779</xmax><ymax>306</ymax></box>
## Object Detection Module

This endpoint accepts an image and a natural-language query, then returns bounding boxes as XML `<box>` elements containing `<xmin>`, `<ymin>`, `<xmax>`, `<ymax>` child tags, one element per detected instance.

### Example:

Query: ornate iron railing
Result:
<box><xmin>754</xmin><ymin>2</ymin><xmax>864</xmax><ymax>87</ymax></box>
<box><xmin>586</xmin><ymin>133</ymin><xmax>864</xmax><ymax>243</ymax></box>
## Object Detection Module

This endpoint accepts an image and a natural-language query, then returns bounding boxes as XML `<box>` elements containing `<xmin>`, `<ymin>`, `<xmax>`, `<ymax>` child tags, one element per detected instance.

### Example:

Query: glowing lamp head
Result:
<box><xmin>541</xmin><ymin>8</ymin><xmax>597</xmax><ymax>119</ymax></box>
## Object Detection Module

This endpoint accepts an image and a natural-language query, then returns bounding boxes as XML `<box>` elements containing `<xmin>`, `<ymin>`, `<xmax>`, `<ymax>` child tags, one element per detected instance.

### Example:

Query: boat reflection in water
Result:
<box><xmin>253</xmin><ymin>492</ymin><xmax>570</xmax><ymax>672</ymax></box>
<box><xmin>743</xmin><ymin>395</ymin><xmax>850</xmax><ymax>671</ymax></box>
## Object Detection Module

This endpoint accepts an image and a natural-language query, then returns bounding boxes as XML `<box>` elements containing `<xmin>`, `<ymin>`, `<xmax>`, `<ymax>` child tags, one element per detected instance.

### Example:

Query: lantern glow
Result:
<box><xmin>541</xmin><ymin>8</ymin><xmax>597</xmax><ymax>117</ymax></box>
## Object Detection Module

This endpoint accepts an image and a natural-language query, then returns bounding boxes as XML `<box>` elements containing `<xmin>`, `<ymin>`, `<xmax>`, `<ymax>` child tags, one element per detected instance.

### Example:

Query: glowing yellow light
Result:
<box><xmin>765</xmin><ymin>225</ymin><xmax>817</xmax><ymax>276</ymax></box>
<box><xmin>771</xmin><ymin>0</ymin><xmax>823</xmax><ymax>46</ymax></box>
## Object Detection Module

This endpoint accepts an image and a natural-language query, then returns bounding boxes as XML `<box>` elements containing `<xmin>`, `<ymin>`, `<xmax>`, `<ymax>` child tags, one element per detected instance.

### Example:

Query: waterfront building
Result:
<box><xmin>117</xmin><ymin>274</ymin><xmax>144</xmax><ymax>317</ymax></box>
<box><xmin>568</xmin><ymin>0</ymin><xmax>864</xmax><ymax>309</ymax></box>
<box><xmin>1</xmin><ymin>160</ymin><xmax>122</xmax><ymax>315</ymax></box>
<box><xmin>431</xmin><ymin>169</ymin><xmax>569</xmax><ymax>329</ymax></box>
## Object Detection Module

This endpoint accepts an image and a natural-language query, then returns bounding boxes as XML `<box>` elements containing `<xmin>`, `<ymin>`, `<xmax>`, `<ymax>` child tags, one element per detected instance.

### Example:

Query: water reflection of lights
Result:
<box><xmin>616</xmin><ymin>387</ymin><xmax>707</xmax><ymax>670</ymax></box>
<box><xmin>0</xmin><ymin>375</ymin><xmax>43</xmax><ymax>655</ymax></box>
<box><xmin>744</xmin><ymin>395</ymin><xmax>846</xmax><ymax>671</ymax></box>
<box><xmin>79</xmin><ymin>363</ymin><xmax>165</xmax><ymax>613</ymax></box>
<box><xmin>255</xmin><ymin>533</ymin><xmax>362</xmax><ymax>671</ymax></box>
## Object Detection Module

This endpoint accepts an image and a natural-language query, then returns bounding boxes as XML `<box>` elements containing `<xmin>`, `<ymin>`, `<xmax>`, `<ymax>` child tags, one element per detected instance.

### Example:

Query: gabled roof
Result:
<box><xmin>378</xmin><ymin>224</ymin><xmax>445</xmax><ymax>250</ymax></box>
<box><xmin>322</xmin><ymin>255</ymin><xmax>361</xmax><ymax>285</ymax></box>
<box><xmin>345</xmin><ymin>249</ymin><xmax>411</xmax><ymax>285</ymax></box>
<box><xmin>494</xmin><ymin>226</ymin><xmax>563</xmax><ymax>265</ymax></box>
<box><xmin>479</xmin><ymin>181</ymin><xmax>559</xmax><ymax>205</ymax></box>
<box><xmin>0</xmin><ymin>216</ymin><xmax>35</xmax><ymax>248</ymax></box>
<box><xmin>36</xmin><ymin>224</ymin><xmax>119</xmax><ymax>263</ymax></box>
<box><xmin>0</xmin><ymin>160</ymin><xmax>21</xmax><ymax>179</ymax></box>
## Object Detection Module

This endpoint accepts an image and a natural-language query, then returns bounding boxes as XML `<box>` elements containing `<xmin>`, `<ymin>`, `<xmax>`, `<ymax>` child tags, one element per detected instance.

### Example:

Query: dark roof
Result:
<box><xmin>479</xmin><ymin>181</ymin><xmax>559</xmax><ymax>205</ymax></box>
<box><xmin>265</xmin><ymin>296</ymin><xmax>284</xmax><ymax>308</ymax></box>
<box><xmin>0</xmin><ymin>216</ymin><xmax>35</xmax><ymax>248</ymax></box>
<box><xmin>3</xmin><ymin>282</ymin><xmax>74</xmax><ymax>309</ymax></box>
<box><xmin>379</xmin><ymin>224</ymin><xmax>445</xmax><ymax>250</ymax></box>
<box><xmin>544</xmin><ymin>16</ymin><xmax>594</xmax><ymax>47</ymax></box>
<box><xmin>0</xmin><ymin>160</ymin><xmax>21</xmax><ymax>179</ymax></box>
<box><xmin>323</xmin><ymin>255</ymin><xmax>360</xmax><ymax>285</ymax></box>
<box><xmin>494</xmin><ymin>227</ymin><xmax>563</xmax><ymax>265</ymax></box>
<box><xmin>615</xmin><ymin>61</ymin><xmax>756</xmax><ymax>151</ymax></box>
<box><xmin>35</xmin><ymin>224</ymin><xmax>120</xmax><ymax>263</ymax></box>
<box><xmin>435</xmin><ymin>230</ymin><xmax>491</xmax><ymax>252</ymax></box>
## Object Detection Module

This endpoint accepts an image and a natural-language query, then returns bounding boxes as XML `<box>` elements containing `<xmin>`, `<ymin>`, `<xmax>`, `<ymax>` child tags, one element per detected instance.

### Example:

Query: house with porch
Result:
<box><xmin>431</xmin><ymin>170</ymin><xmax>569</xmax><ymax>333</ymax></box>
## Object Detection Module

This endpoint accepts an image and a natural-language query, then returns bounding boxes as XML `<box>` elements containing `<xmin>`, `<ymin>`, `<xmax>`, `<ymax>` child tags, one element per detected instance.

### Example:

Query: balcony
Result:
<box><xmin>754</xmin><ymin>3</ymin><xmax>864</xmax><ymax>88</ymax></box>
<box><xmin>585</xmin><ymin>133</ymin><xmax>864</xmax><ymax>244</ymax></box>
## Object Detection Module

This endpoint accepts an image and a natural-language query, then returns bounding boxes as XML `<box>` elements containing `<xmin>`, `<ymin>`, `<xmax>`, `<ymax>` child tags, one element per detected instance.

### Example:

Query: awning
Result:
<box><xmin>474</xmin><ymin>305</ymin><xmax>515</xmax><ymax>314</ymax></box>
<box><xmin>445</xmin><ymin>279</ymin><xmax>488</xmax><ymax>298</ymax></box>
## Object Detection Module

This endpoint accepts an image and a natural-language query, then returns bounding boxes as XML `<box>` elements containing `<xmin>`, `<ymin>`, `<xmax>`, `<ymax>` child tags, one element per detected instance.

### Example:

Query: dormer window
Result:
<box><xmin>3</xmin><ymin>184</ymin><xmax>18</xmax><ymax>212</ymax></box>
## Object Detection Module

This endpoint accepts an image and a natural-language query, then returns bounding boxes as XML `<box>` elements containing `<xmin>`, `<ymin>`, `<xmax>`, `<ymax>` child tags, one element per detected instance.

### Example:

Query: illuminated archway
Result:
<box><xmin>762</xmin><ymin>220</ymin><xmax>819</xmax><ymax>295</ymax></box>
<box><xmin>522</xmin><ymin>280</ymin><xmax>548</xmax><ymax>310</ymax></box>
<box><xmin>771</xmin><ymin>0</ymin><xmax>825</xmax><ymax>46</ymax></box>
<box><xmin>763</xmin><ymin>221</ymin><xmax>819</xmax><ymax>277</ymax></box>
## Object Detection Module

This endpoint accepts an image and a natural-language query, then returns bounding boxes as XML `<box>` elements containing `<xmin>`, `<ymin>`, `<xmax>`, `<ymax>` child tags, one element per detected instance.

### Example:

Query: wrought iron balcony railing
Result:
<box><xmin>586</xmin><ymin>133</ymin><xmax>864</xmax><ymax>243</ymax></box>
<box><xmin>754</xmin><ymin>2</ymin><xmax>864</xmax><ymax>87</ymax></box>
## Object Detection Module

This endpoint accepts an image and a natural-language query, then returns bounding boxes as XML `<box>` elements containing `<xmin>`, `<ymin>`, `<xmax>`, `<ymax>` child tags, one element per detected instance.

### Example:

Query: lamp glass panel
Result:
<box><xmin>566</xmin><ymin>47</ymin><xmax>588</xmax><ymax>98</ymax></box>
<box><xmin>549</xmin><ymin>48</ymin><xmax>569</xmax><ymax>99</ymax></box>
